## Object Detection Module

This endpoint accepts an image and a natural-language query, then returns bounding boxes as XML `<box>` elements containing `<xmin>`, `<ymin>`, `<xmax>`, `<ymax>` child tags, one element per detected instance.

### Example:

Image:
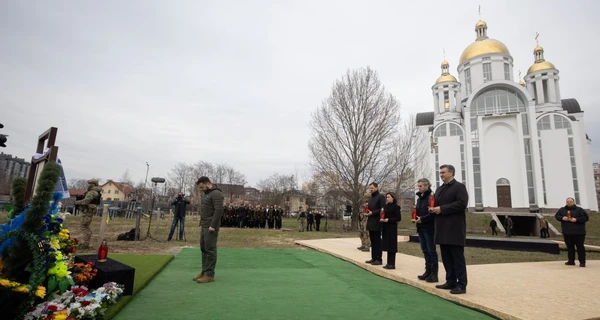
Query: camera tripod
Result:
<box><xmin>139</xmin><ymin>182</ymin><xmax>164</xmax><ymax>242</ymax></box>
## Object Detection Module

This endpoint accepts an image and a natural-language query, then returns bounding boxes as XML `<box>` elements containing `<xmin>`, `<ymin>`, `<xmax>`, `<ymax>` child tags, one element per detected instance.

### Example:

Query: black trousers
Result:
<box><xmin>563</xmin><ymin>234</ymin><xmax>586</xmax><ymax>263</ymax></box>
<box><xmin>387</xmin><ymin>251</ymin><xmax>396</xmax><ymax>266</ymax></box>
<box><xmin>369</xmin><ymin>231</ymin><xmax>382</xmax><ymax>261</ymax></box>
<box><xmin>440</xmin><ymin>244</ymin><xmax>467</xmax><ymax>289</ymax></box>
<box><xmin>275</xmin><ymin>219</ymin><xmax>282</xmax><ymax>229</ymax></box>
<box><xmin>491</xmin><ymin>227</ymin><xmax>498</xmax><ymax>235</ymax></box>
<box><xmin>315</xmin><ymin>220</ymin><xmax>321</xmax><ymax>231</ymax></box>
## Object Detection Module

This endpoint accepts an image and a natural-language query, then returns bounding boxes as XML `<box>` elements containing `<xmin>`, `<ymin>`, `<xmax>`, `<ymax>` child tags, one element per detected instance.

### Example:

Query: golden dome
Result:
<box><xmin>441</xmin><ymin>60</ymin><xmax>449</xmax><ymax>68</ymax></box>
<box><xmin>534</xmin><ymin>45</ymin><xmax>544</xmax><ymax>53</ymax></box>
<box><xmin>435</xmin><ymin>74</ymin><xmax>457</xmax><ymax>84</ymax></box>
<box><xmin>475</xmin><ymin>20</ymin><xmax>487</xmax><ymax>29</ymax></box>
<box><xmin>527</xmin><ymin>61</ymin><xmax>556</xmax><ymax>74</ymax></box>
<box><xmin>459</xmin><ymin>38</ymin><xmax>510</xmax><ymax>64</ymax></box>
<box><xmin>518</xmin><ymin>80</ymin><xmax>525</xmax><ymax>87</ymax></box>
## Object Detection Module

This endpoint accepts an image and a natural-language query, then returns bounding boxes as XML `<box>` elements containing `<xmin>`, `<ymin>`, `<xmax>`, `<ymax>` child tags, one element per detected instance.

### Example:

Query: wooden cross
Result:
<box><xmin>23</xmin><ymin>127</ymin><xmax>59</xmax><ymax>205</ymax></box>
<box><xmin>535</xmin><ymin>32</ymin><xmax>539</xmax><ymax>46</ymax></box>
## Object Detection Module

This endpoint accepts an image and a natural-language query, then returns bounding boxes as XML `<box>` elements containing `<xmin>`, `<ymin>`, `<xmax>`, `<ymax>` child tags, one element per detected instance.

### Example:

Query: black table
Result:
<box><xmin>74</xmin><ymin>255</ymin><xmax>135</xmax><ymax>295</ymax></box>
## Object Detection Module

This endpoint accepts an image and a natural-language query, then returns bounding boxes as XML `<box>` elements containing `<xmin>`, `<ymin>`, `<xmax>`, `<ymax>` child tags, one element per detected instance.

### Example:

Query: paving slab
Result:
<box><xmin>296</xmin><ymin>237</ymin><xmax>600</xmax><ymax>320</ymax></box>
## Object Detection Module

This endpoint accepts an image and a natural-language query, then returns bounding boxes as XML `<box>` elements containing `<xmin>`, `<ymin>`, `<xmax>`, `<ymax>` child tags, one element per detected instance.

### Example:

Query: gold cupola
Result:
<box><xmin>518</xmin><ymin>71</ymin><xmax>525</xmax><ymax>87</ymax></box>
<box><xmin>459</xmin><ymin>19</ymin><xmax>510</xmax><ymax>64</ymax></box>
<box><xmin>435</xmin><ymin>60</ymin><xmax>458</xmax><ymax>85</ymax></box>
<box><xmin>527</xmin><ymin>33</ymin><xmax>556</xmax><ymax>74</ymax></box>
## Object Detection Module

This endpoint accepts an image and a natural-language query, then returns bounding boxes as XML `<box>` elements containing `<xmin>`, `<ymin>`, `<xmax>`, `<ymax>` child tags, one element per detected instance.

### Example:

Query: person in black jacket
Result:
<box><xmin>168</xmin><ymin>192</ymin><xmax>190</xmax><ymax>241</ymax></box>
<box><xmin>381</xmin><ymin>192</ymin><xmax>401</xmax><ymax>269</ymax></box>
<box><xmin>415</xmin><ymin>178</ymin><xmax>438</xmax><ymax>283</ymax></box>
<box><xmin>430</xmin><ymin>164</ymin><xmax>469</xmax><ymax>295</ymax></box>
<box><xmin>555</xmin><ymin>197</ymin><xmax>590</xmax><ymax>267</ymax></box>
<box><xmin>365</xmin><ymin>182</ymin><xmax>386</xmax><ymax>265</ymax></box>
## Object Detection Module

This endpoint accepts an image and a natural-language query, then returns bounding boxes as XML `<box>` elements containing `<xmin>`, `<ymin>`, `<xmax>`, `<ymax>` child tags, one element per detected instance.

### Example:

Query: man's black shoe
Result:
<box><xmin>580</xmin><ymin>263</ymin><xmax>586</xmax><ymax>267</ymax></box>
<box><xmin>435</xmin><ymin>282</ymin><xmax>456</xmax><ymax>290</ymax></box>
<box><xmin>371</xmin><ymin>260</ymin><xmax>382</xmax><ymax>266</ymax></box>
<box><xmin>450</xmin><ymin>287</ymin><xmax>466</xmax><ymax>294</ymax></box>
<box><xmin>565</xmin><ymin>261</ymin><xmax>575</xmax><ymax>266</ymax></box>
<box><xmin>365</xmin><ymin>259</ymin><xmax>375</xmax><ymax>264</ymax></box>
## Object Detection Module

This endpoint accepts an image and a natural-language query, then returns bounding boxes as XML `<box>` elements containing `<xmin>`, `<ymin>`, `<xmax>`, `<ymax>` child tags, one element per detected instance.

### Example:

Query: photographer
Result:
<box><xmin>168</xmin><ymin>192</ymin><xmax>190</xmax><ymax>241</ymax></box>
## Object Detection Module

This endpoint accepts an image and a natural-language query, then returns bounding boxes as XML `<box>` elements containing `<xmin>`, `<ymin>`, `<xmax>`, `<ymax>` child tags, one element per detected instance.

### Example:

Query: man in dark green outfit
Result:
<box><xmin>193</xmin><ymin>176</ymin><xmax>224</xmax><ymax>283</ymax></box>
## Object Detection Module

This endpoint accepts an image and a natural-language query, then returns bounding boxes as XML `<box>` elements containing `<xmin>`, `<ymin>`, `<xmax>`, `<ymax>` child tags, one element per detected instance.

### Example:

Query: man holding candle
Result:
<box><xmin>414</xmin><ymin>178</ymin><xmax>438</xmax><ymax>283</ymax></box>
<box><xmin>365</xmin><ymin>182</ymin><xmax>386</xmax><ymax>265</ymax></box>
<box><xmin>555</xmin><ymin>197</ymin><xmax>589</xmax><ymax>267</ymax></box>
<box><xmin>429</xmin><ymin>165</ymin><xmax>469</xmax><ymax>294</ymax></box>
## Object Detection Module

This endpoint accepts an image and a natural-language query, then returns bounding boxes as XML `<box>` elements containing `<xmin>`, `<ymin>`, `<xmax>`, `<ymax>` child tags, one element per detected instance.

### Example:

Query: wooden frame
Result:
<box><xmin>23</xmin><ymin>127</ymin><xmax>59</xmax><ymax>205</ymax></box>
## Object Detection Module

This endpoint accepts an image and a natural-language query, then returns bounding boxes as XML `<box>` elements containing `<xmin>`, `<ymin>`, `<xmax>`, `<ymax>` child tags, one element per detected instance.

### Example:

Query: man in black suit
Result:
<box><xmin>365</xmin><ymin>182</ymin><xmax>385</xmax><ymax>266</ymax></box>
<box><xmin>429</xmin><ymin>164</ymin><xmax>469</xmax><ymax>294</ymax></box>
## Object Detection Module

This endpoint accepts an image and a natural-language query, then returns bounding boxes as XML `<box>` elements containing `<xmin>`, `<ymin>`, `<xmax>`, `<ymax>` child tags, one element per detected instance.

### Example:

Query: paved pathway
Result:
<box><xmin>296</xmin><ymin>237</ymin><xmax>600</xmax><ymax>320</ymax></box>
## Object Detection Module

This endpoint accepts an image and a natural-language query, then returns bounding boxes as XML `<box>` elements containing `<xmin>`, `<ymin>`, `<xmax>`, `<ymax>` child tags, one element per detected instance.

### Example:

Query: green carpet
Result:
<box><xmin>103</xmin><ymin>254</ymin><xmax>174</xmax><ymax>320</ymax></box>
<box><xmin>114</xmin><ymin>248</ymin><xmax>493</xmax><ymax>320</ymax></box>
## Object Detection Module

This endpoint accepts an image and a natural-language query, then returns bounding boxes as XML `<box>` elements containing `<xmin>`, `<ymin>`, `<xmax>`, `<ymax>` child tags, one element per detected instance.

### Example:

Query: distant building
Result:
<box><xmin>594</xmin><ymin>163</ymin><xmax>600</xmax><ymax>209</ymax></box>
<box><xmin>244</xmin><ymin>187</ymin><xmax>260</xmax><ymax>205</ymax></box>
<box><xmin>100</xmin><ymin>180</ymin><xmax>131</xmax><ymax>201</ymax></box>
<box><xmin>0</xmin><ymin>153</ymin><xmax>30</xmax><ymax>195</ymax></box>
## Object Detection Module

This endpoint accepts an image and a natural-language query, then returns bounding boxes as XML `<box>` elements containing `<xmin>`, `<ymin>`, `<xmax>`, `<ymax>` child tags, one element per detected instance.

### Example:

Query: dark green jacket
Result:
<box><xmin>199</xmin><ymin>186</ymin><xmax>224</xmax><ymax>229</ymax></box>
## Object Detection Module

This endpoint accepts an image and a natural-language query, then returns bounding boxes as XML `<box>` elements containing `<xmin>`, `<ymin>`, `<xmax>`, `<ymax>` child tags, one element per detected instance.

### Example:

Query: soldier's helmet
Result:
<box><xmin>87</xmin><ymin>178</ymin><xmax>99</xmax><ymax>186</ymax></box>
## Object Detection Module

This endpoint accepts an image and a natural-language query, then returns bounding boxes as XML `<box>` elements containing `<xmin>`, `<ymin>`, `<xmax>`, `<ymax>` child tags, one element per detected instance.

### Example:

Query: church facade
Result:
<box><xmin>416</xmin><ymin>19</ymin><xmax>598</xmax><ymax>212</ymax></box>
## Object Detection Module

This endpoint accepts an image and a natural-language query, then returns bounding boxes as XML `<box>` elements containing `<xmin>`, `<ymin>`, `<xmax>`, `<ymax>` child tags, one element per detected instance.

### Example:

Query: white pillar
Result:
<box><xmin>547</xmin><ymin>77</ymin><xmax>557</xmax><ymax>103</ymax></box>
<box><xmin>433</xmin><ymin>89</ymin><xmax>440</xmax><ymax>114</ymax></box>
<box><xmin>554</xmin><ymin>77</ymin><xmax>561</xmax><ymax>102</ymax></box>
<box><xmin>438</xmin><ymin>90</ymin><xmax>445</xmax><ymax>113</ymax></box>
<box><xmin>535</xmin><ymin>80</ymin><xmax>545</xmax><ymax>104</ymax></box>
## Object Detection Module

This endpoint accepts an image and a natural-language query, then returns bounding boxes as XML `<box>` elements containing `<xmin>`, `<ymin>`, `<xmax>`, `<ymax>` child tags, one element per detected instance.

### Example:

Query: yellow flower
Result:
<box><xmin>13</xmin><ymin>285</ymin><xmax>29</xmax><ymax>293</ymax></box>
<box><xmin>0</xmin><ymin>279</ymin><xmax>10</xmax><ymax>287</ymax></box>
<box><xmin>54</xmin><ymin>314</ymin><xmax>68</xmax><ymax>320</ymax></box>
<box><xmin>50</xmin><ymin>238</ymin><xmax>60</xmax><ymax>249</ymax></box>
<box><xmin>56</xmin><ymin>268</ymin><xmax>70</xmax><ymax>278</ymax></box>
<box><xmin>48</xmin><ymin>266</ymin><xmax>59</xmax><ymax>275</ymax></box>
<box><xmin>35</xmin><ymin>286</ymin><xmax>46</xmax><ymax>298</ymax></box>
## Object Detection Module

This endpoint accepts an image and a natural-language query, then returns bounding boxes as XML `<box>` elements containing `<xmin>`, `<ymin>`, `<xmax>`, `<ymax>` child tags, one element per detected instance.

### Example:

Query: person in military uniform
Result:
<box><xmin>358</xmin><ymin>201</ymin><xmax>371</xmax><ymax>252</ymax></box>
<box><xmin>75</xmin><ymin>179</ymin><xmax>102</xmax><ymax>249</ymax></box>
<box><xmin>298</xmin><ymin>210</ymin><xmax>307</xmax><ymax>232</ymax></box>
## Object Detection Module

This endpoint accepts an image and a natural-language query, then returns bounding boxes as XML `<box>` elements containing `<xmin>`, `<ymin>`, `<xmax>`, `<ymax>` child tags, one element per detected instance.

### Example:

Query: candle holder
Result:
<box><xmin>98</xmin><ymin>239</ymin><xmax>109</xmax><ymax>262</ymax></box>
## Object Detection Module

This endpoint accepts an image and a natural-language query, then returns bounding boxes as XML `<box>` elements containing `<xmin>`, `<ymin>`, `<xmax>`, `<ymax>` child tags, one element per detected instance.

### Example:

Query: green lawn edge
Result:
<box><xmin>103</xmin><ymin>254</ymin><xmax>175</xmax><ymax>320</ymax></box>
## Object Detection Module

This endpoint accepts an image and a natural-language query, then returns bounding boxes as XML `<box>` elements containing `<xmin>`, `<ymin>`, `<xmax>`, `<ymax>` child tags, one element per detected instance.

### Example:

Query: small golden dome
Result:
<box><xmin>475</xmin><ymin>20</ymin><xmax>487</xmax><ymax>29</ymax></box>
<box><xmin>435</xmin><ymin>74</ymin><xmax>457</xmax><ymax>84</ymax></box>
<box><xmin>441</xmin><ymin>60</ymin><xmax>449</xmax><ymax>68</ymax></box>
<box><xmin>459</xmin><ymin>38</ymin><xmax>510</xmax><ymax>64</ymax></box>
<box><xmin>519</xmin><ymin>80</ymin><xmax>525</xmax><ymax>87</ymax></box>
<box><xmin>527</xmin><ymin>61</ymin><xmax>556</xmax><ymax>74</ymax></box>
<box><xmin>534</xmin><ymin>45</ymin><xmax>544</xmax><ymax>53</ymax></box>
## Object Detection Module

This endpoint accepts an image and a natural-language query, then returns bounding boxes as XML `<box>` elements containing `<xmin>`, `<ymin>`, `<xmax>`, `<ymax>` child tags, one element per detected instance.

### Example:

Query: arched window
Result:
<box><xmin>496</xmin><ymin>178</ymin><xmax>510</xmax><ymax>185</ymax></box>
<box><xmin>471</xmin><ymin>87</ymin><xmax>527</xmax><ymax>116</ymax></box>
<box><xmin>432</xmin><ymin>122</ymin><xmax>466</xmax><ymax>187</ymax></box>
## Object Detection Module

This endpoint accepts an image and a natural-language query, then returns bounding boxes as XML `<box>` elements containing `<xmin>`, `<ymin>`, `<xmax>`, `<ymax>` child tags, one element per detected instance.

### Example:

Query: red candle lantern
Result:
<box><xmin>98</xmin><ymin>239</ymin><xmax>109</xmax><ymax>262</ymax></box>
<box><xmin>380</xmin><ymin>208</ymin><xmax>385</xmax><ymax>220</ymax></box>
<box><xmin>429</xmin><ymin>194</ymin><xmax>436</xmax><ymax>208</ymax></box>
<box><xmin>567</xmin><ymin>210</ymin><xmax>572</xmax><ymax>219</ymax></box>
<box><xmin>411</xmin><ymin>207</ymin><xmax>417</xmax><ymax>220</ymax></box>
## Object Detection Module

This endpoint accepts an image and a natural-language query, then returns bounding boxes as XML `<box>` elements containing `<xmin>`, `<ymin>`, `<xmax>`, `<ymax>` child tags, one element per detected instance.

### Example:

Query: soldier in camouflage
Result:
<box><xmin>358</xmin><ymin>201</ymin><xmax>370</xmax><ymax>252</ymax></box>
<box><xmin>75</xmin><ymin>179</ymin><xmax>102</xmax><ymax>249</ymax></box>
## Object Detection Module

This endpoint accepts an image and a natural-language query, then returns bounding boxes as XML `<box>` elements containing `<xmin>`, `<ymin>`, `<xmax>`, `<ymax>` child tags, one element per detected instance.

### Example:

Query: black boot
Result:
<box><xmin>426</xmin><ymin>264</ymin><xmax>439</xmax><ymax>283</ymax></box>
<box><xmin>417</xmin><ymin>264</ymin><xmax>431</xmax><ymax>280</ymax></box>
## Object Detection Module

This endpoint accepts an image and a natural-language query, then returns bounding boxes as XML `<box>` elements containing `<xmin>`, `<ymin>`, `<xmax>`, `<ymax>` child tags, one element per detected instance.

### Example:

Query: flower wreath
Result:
<box><xmin>0</xmin><ymin>229</ymin><xmax>48</xmax><ymax>317</ymax></box>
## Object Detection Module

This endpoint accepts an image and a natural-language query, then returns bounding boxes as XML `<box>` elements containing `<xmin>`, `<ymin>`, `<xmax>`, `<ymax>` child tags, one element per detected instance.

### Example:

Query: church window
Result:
<box><xmin>444</xmin><ymin>91</ymin><xmax>450</xmax><ymax>110</ymax></box>
<box><xmin>483</xmin><ymin>63</ymin><xmax>492</xmax><ymax>82</ymax></box>
<box><xmin>434</xmin><ymin>123</ymin><xmax>447</xmax><ymax>137</ymax></box>
<box><xmin>542</xmin><ymin>79</ymin><xmax>549</xmax><ymax>103</ymax></box>
<box><xmin>472</xmin><ymin>87</ymin><xmax>526</xmax><ymax>116</ymax></box>
<box><xmin>470</xmin><ymin>117</ymin><xmax>478</xmax><ymax>139</ymax></box>
<box><xmin>464</xmin><ymin>69</ymin><xmax>472</xmax><ymax>95</ymax></box>
<box><xmin>449</xmin><ymin>123</ymin><xmax>462</xmax><ymax>136</ymax></box>
<box><xmin>554</xmin><ymin>115</ymin><xmax>573</xmax><ymax>135</ymax></box>
<box><xmin>504</xmin><ymin>63</ymin><xmax>510</xmax><ymax>80</ymax></box>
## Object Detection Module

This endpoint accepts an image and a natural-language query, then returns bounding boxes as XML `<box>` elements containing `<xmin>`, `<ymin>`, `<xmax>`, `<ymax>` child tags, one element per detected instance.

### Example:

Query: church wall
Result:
<box><xmin>438</xmin><ymin>135</ymin><xmax>463</xmax><ymax>183</ymax></box>
<box><xmin>481</xmin><ymin>117</ymin><xmax>526</xmax><ymax>207</ymax></box>
<box><xmin>573</xmin><ymin>117</ymin><xmax>599</xmax><ymax>211</ymax></box>
<box><xmin>540</xmin><ymin>129</ymin><xmax>574</xmax><ymax>208</ymax></box>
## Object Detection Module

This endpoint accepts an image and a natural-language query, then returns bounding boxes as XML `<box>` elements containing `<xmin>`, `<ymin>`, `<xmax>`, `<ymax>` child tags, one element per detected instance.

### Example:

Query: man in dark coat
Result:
<box><xmin>365</xmin><ymin>182</ymin><xmax>386</xmax><ymax>266</ymax></box>
<box><xmin>430</xmin><ymin>165</ymin><xmax>469</xmax><ymax>294</ymax></box>
<box><xmin>555</xmin><ymin>197</ymin><xmax>589</xmax><ymax>267</ymax></box>
<box><xmin>168</xmin><ymin>192</ymin><xmax>190</xmax><ymax>241</ymax></box>
<box><xmin>314</xmin><ymin>211</ymin><xmax>322</xmax><ymax>231</ymax></box>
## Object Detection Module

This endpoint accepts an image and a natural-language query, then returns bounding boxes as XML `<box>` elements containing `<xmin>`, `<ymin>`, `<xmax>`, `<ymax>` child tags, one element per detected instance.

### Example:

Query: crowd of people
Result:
<box><xmin>220</xmin><ymin>205</ymin><xmax>284</xmax><ymax>229</ymax></box>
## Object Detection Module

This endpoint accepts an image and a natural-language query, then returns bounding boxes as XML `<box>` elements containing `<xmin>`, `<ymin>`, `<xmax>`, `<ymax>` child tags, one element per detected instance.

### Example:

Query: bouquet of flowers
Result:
<box><xmin>24</xmin><ymin>282</ymin><xmax>124</xmax><ymax>320</ymax></box>
<box><xmin>70</xmin><ymin>262</ymin><xmax>97</xmax><ymax>285</ymax></box>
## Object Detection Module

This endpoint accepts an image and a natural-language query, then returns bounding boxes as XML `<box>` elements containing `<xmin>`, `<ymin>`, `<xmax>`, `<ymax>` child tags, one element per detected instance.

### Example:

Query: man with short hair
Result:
<box><xmin>430</xmin><ymin>164</ymin><xmax>469</xmax><ymax>294</ymax></box>
<box><xmin>365</xmin><ymin>182</ymin><xmax>385</xmax><ymax>265</ymax></box>
<box><xmin>168</xmin><ymin>191</ymin><xmax>190</xmax><ymax>241</ymax></box>
<box><xmin>193</xmin><ymin>176</ymin><xmax>224</xmax><ymax>283</ymax></box>
<box><xmin>555</xmin><ymin>197</ymin><xmax>589</xmax><ymax>267</ymax></box>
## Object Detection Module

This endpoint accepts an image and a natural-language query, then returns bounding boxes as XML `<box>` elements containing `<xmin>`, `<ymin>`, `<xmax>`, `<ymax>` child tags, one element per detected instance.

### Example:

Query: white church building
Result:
<box><xmin>415</xmin><ymin>18</ymin><xmax>598</xmax><ymax>212</ymax></box>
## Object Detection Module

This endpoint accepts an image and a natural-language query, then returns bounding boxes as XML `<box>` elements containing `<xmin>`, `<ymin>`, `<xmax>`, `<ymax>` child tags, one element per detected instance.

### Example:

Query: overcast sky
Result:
<box><xmin>1</xmin><ymin>0</ymin><xmax>599</xmax><ymax>187</ymax></box>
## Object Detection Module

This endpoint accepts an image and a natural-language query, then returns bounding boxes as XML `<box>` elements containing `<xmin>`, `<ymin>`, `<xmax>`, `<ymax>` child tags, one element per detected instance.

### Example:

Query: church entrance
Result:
<box><xmin>496</xmin><ymin>178</ymin><xmax>512</xmax><ymax>208</ymax></box>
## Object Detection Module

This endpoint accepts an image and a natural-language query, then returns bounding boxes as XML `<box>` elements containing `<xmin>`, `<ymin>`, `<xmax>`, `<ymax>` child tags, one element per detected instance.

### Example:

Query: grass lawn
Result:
<box><xmin>103</xmin><ymin>254</ymin><xmax>174</xmax><ymax>320</ymax></box>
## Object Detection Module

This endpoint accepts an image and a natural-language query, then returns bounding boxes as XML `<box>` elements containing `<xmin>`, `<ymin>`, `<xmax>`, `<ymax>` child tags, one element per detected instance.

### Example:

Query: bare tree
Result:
<box><xmin>213</xmin><ymin>163</ymin><xmax>228</xmax><ymax>184</ymax></box>
<box><xmin>257</xmin><ymin>173</ymin><xmax>297</xmax><ymax>206</ymax></box>
<box><xmin>120</xmin><ymin>169</ymin><xmax>134</xmax><ymax>186</ymax></box>
<box><xmin>168</xmin><ymin>163</ymin><xmax>194</xmax><ymax>195</ymax></box>
<box><xmin>225</xmin><ymin>166</ymin><xmax>247</xmax><ymax>186</ymax></box>
<box><xmin>387</xmin><ymin>114</ymin><xmax>430</xmax><ymax>198</ymax></box>
<box><xmin>308</xmin><ymin>67</ymin><xmax>401</xmax><ymax>229</ymax></box>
